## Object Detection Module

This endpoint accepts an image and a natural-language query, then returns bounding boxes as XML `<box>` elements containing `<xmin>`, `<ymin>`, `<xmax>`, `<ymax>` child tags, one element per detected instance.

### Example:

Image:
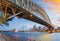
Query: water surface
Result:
<box><xmin>2</xmin><ymin>32</ymin><xmax>60</xmax><ymax>41</ymax></box>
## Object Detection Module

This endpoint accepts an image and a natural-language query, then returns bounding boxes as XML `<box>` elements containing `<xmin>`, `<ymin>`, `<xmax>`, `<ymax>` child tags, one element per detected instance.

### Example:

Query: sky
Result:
<box><xmin>32</xmin><ymin>0</ymin><xmax>60</xmax><ymax>25</ymax></box>
<box><xmin>0</xmin><ymin>0</ymin><xmax>60</xmax><ymax>30</ymax></box>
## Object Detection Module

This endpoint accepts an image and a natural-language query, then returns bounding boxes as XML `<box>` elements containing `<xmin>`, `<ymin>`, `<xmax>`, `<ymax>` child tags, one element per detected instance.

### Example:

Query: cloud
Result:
<box><xmin>41</xmin><ymin>0</ymin><xmax>60</xmax><ymax>14</ymax></box>
<box><xmin>56</xmin><ymin>18</ymin><xmax>60</xmax><ymax>22</ymax></box>
<box><xmin>42</xmin><ymin>0</ymin><xmax>60</xmax><ymax>3</ymax></box>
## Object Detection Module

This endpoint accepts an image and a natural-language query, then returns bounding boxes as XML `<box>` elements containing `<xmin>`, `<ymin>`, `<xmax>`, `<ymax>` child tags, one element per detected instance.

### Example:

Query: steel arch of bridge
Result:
<box><xmin>0</xmin><ymin>0</ymin><xmax>54</xmax><ymax>31</ymax></box>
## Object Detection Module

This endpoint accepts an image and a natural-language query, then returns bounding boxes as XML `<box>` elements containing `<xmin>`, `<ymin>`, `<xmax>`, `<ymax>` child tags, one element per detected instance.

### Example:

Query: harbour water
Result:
<box><xmin>1</xmin><ymin>32</ymin><xmax>60</xmax><ymax>41</ymax></box>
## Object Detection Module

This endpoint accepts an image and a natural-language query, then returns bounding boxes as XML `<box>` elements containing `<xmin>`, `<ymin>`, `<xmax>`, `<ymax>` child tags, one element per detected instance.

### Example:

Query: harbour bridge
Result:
<box><xmin>0</xmin><ymin>0</ymin><xmax>54</xmax><ymax>31</ymax></box>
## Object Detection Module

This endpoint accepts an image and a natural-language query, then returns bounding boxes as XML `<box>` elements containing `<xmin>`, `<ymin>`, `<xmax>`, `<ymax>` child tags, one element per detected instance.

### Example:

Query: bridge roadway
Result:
<box><xmin>0</xmin><ymin>0</ymin><xmax>54</xmax><ymax>31</ymax></box>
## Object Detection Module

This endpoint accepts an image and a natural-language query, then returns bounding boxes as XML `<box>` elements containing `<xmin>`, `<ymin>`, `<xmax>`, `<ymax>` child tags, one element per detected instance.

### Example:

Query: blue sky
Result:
<box><xmin>33</xmin><ymin>0</ymin><xmax>60</xmax><ymax>26</ymax></box>
<box><xmin>0</xmin><ymin>0</ymin><xmax>60</xmax><ymax>30</ymax></box>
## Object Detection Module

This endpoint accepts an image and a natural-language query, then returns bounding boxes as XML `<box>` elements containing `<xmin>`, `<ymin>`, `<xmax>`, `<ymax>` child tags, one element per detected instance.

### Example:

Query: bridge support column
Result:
<box><xmin>0</xmin><ymin>3</ymin><xmax>9</xmax><ymax>19</ymax></box>
<box><xmin>11</xmin><ymin>8</ymin><xmax>16</xmax><ymax>15</ymax></box>
<box><xmin>14</xmin><ymin>0</ymin><xmax>19</xmax><ymax>5</ymax></box>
